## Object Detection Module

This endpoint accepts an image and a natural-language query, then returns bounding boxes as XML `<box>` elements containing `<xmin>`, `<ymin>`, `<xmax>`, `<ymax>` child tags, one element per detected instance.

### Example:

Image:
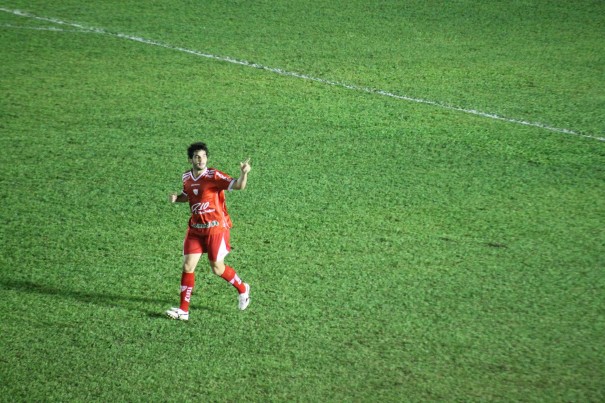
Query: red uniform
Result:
<box><xmin>182</xmin><ymin>167</ymin><xmax>235</xmax><ymax>235</ymax></box>
<box><xmin>181</xmin><ymin>168</ymin><xmax>235</xmax><ymax>259</ymax></box>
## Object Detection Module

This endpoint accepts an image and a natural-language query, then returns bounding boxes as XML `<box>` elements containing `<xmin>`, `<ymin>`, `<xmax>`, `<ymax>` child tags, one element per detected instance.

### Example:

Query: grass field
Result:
<box><xmin>1</xmin><ymin>1</ymin><xmax>604</xmax><ymax>401</ymax></box>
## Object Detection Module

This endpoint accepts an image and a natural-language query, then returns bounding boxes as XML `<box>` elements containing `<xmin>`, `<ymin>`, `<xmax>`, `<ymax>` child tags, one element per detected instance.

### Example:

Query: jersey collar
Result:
<box><xmin>190</xmin><ymin>167</ymin><xmax>208</xmax><ymax>181</ymax></box>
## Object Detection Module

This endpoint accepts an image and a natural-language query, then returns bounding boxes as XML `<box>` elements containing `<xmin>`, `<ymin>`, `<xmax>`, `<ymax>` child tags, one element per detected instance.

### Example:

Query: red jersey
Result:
<box><xmin>181</xmin><ymin>168</ymin><xmax>235</xmax><ymax>235</ymax></box>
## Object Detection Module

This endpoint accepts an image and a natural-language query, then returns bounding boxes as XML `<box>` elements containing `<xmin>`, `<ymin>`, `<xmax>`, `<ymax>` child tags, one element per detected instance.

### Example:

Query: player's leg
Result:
<box><xmin>207</xmin><ymin>231</ymin><xmax>251</xmax><ymax>310</ymax></box>
<box><xmin>209</xmin><ymin>259</ymin><xmax>251</xmax><ymax>311</ymax></box>
<box><xmin>178</xmin><ymin>253</ymin><xmax>202</xmax><ymax>311</ymax></box>
<box><xmin>166</xmin><ymin>230</ymin><xmax>204</xmax><ymax>320</ymax></box>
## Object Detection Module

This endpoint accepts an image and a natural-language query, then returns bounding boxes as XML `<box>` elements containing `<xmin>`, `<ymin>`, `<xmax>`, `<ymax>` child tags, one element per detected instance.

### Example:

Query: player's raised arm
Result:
<box><xmin>232</xmin><ymin>158</ymin><xmax>251</xmax><ymax>190</ymax></box>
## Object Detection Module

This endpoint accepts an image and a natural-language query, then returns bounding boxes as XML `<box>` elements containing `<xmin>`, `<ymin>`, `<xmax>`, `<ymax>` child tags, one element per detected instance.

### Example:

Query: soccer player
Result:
<box><xmin>165</xmin><ymin>142</ymin><xmax>251</xmax><ymax>321</ymax></box>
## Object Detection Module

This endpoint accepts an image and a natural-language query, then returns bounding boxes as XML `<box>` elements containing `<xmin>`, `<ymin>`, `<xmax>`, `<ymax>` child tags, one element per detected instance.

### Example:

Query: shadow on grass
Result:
<box><xmin>0</xmin><ymin>279</ymin><xmax>216</xmax><ymax>317</ymax></box>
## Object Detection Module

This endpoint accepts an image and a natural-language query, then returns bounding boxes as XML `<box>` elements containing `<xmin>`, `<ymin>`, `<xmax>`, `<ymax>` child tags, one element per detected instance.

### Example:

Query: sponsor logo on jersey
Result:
<box><xmin>191</xmin><ymin>220</ymin><xmax>219</xmax><ymax>229</ymax></box>
<box><xmin>191</xmin><ymin>202</ymin><xmax>215</xmax><ymax>215</ymax></box>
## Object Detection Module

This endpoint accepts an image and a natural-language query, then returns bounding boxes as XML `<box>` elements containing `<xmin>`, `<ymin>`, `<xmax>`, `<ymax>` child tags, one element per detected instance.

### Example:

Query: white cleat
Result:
<box><xmin>165</xmin><ymin>307</ymin><xmax>189</xmax><ymax>321</ymax></box>
<box><xmin>238</xmin><ymin>283</ymin><xmax>251</xmax><ymax>311</ymax></box>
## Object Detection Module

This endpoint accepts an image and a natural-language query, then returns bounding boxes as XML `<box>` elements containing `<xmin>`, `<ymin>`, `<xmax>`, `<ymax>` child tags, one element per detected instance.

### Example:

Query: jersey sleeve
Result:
<box><xmin>181</xmin><ymin>180</ymin><xmax>188</xmax><ymax>196</ymax></box>
<box><xmin>212</xmin><ymin>169</ymin><xmax>236</xmax><ymax>191</ymax></box>
<box><xmin>181</xmin><ymin>171</ymin><xmax>189</xmax><ymax>196</ymax></box>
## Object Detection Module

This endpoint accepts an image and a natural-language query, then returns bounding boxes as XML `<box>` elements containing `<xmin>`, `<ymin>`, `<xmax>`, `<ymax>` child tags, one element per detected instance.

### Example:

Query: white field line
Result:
<box><xmin>1</xmin><ymin>23</ymin><xmax>92</xmax><ymax>32</ymax></box>
<box><xmin>2</xmin><ymin>7</ymin><xmax>603</xmax><ymax>142</ymax></box>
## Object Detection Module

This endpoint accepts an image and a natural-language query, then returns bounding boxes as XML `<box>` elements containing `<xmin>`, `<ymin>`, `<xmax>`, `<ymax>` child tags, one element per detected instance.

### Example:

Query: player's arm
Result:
<box><xmin>231</xmin><ymin>158</ymin><xmax>251</xmax><ymax>191</ymax></box>
<box><xmin>169</xmin><ymin>192</ymin><xmax>188</xmax><ymax>203</ymax></box>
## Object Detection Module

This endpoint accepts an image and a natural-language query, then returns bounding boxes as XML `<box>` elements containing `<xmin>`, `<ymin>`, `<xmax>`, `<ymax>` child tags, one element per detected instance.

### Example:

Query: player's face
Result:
<box><xmin>190</xmin><ymin>150</ymin><xmax>208</xmax><ymax>171</ymax></box>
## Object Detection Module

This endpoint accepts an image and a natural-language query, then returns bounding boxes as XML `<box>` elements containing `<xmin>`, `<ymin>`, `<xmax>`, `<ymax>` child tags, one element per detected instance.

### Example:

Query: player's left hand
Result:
<box><xmin>240</xmin><ymin>157</ymin><xmax>251</xmax><ymax>174</ymax></box>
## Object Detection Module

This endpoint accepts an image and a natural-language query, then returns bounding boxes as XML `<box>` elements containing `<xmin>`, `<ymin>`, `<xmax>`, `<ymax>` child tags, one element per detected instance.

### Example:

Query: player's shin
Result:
<box><xmin>179</xmin><ymin>272</ymin><xmax>195</xmax><ymax>312</ymax></box>
<box><xmin>220</xmin><ymin>266</ymin><xmax>246</xmax><ymax>294</ymax></box>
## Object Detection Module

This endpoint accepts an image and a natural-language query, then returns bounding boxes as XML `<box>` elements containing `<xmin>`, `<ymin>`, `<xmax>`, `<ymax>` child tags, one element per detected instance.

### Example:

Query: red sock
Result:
<box><xmin>179</xmin><ymin>272</ymin><xmax>195</xmax><ymax>312</ymax></box>
<box><xmin>221</xmin><ymin>266</ymin><xmax>246</xmax><ymax>294</ymax></box>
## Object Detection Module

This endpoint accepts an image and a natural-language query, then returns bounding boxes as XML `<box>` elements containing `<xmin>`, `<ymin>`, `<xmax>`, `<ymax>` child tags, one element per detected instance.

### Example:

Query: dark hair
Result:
<box><xmin>187</xmin><ymin>142</ymin><xmax>209</xmax><ymax>159</ymax></box>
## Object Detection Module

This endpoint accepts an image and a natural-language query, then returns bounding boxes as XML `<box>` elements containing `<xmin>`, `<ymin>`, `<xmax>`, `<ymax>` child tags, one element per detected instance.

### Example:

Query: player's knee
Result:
<box><xmin>210</xmin><ymin>262</ymin><xmax>225</xmax><ymax>276</ymax></box>
<box><xmin>182</xmin><ymin>262</ymin><xmax>196</xmax><ymax>273</ymax></box>
<box><xmin>182</xmin><ymin>253</ymin><xmax>202</xmax><ymax>273</ymax></box>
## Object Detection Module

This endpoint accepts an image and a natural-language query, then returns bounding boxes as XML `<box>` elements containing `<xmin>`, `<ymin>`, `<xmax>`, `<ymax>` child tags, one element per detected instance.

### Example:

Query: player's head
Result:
<box><xmin>188</xmin><ymin>142</ymin><xmax>209</xmax><ymax>171</ymax></box>
<box><xmin>187</xmin><ymin>142</ymin><xmax>209</xmax><ymax>159</ymax></box>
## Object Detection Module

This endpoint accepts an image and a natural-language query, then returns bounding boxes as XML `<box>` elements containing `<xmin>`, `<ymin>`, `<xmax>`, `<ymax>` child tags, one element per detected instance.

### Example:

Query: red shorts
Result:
<box><xmin>183</xmin><ymin>229</ymin><xmax>231</xmax><ymax>262</ymax></box>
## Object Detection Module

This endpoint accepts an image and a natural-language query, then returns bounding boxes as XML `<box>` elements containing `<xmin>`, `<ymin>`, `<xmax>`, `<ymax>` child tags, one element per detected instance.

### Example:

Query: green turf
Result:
<box><xmin>1</xmin><ymin>1</ymin><xmax>604</xmax><ymax>401</ymax></box>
